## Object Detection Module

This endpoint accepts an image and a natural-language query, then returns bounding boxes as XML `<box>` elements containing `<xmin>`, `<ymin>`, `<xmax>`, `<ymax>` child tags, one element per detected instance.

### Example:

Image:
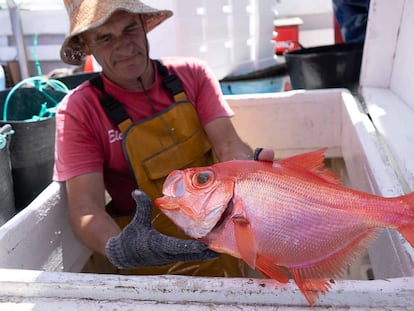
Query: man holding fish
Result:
<box><xmin>53</xmin><ymin>0</ymin><xmax>414</xmax><ymax>305</ymax></box>
<box><xmin>54</xmin><ymin>0</ymin><xmax>273</xmax><ymax>276</ymax></box>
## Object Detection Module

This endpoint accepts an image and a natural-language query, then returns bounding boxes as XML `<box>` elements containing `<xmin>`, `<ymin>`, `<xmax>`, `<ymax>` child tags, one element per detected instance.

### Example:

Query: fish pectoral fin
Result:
<box><xmin>255</xmin><ymin>256</ymin><xmax>290</xmax><ymax>283</ymax></box>
<box><xmin>232</xmin><ymin>199</ymin><xmax>257</xmax><ymax>269</ymax></box>
<box><xmin>233</xmin><ymin>214</ymin><xmax>257</xmax><ymax>269</ymax></box>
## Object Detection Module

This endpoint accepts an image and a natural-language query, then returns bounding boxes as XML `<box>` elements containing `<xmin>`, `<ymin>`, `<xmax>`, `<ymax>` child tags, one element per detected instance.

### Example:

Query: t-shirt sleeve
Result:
<box><xmin>53</xmin><ymin>89</ymin><xmax>105</xmax><ymax>182</ymax></box>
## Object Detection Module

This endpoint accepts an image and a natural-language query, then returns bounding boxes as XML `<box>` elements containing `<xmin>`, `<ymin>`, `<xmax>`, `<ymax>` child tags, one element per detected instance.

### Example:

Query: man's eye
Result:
<box><xmin>126</xmin><ymin>26</ymin><xmax>141</xmax><ymax>35</ymax></box>
<box><xmin>127</xmin><ymin>26</ymin><xmax>137</xmax><ymax>32</ymax></box>
<box><xmin>96</xmin><ymin>36</ymin><xmax>112</xmax><ymax>44</ymax></box>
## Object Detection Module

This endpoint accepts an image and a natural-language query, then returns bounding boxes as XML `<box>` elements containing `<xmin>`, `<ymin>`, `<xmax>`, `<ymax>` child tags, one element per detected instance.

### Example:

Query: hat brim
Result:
<box><xmin>60</xmin><ymin>4</ymin><xmax>172</xmax><ymax>65</ymax></box>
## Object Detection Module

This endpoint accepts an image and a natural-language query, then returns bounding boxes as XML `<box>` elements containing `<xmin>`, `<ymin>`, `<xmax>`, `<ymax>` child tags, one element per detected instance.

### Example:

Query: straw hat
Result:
<box><xmin>60</xmin><ymin>0</ymin><xmax>173</xmax><ymax>65</ymax></box>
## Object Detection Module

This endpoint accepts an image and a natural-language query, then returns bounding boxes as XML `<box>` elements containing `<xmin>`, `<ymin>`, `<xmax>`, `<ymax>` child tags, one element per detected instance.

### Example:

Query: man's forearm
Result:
<box><xmin>69</xmin><ymin>207</ymin><xmax>121</xmax><ymax>256</ymax></box>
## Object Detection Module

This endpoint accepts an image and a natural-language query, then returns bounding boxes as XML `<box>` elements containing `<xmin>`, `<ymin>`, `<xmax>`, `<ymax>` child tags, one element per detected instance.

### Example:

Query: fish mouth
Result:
<box><xmin>155</xmin><ymin>196</ymin><xmax>203</xmax><ymax>221</ymax></box>
<box><xmin>154</xmin><ymin>196</ymin><xmax>180</xmax><ymax>211</ymax></box>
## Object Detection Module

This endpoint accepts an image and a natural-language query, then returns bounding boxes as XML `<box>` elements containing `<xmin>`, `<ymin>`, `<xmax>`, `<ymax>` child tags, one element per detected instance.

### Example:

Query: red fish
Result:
<box><xmin>154</xmin><ymin>149</ymin><xmax>414</xmax><ymax>305</ymax></box>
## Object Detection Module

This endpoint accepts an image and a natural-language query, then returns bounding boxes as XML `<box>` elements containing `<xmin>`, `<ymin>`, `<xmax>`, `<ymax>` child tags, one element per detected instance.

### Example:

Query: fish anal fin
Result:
<box><xmin>256</xmin><ymin>255</ymin><xmax>290</xmax><ymax>283</ymax></box>
<box><xmin>399</xmin><ymin>225</ymin><xmax>414</xmax><ymax>248</ymax></box>
<box><xmin>290</xmin><ymin>274</ymin><xmax>332</xmax><ymax>306</ymax></box>
<box><xmin>276</xmin><ymin>148</ymin><xmax>342</xmax><ymax>185</ymax></box>
<box><xmin>398</xmin><ymin>192</ymin><xmax>414</xmax><ymax>248</ymax></box>
<box><xmin>232</xmin><ymin>198</ymin><xmax>257</xmax><ymax>269</ymax></box>
<box><xmin>290</xmin><ymin>228</ymin><xmax>379</xmax><ymax>305</ymax></box>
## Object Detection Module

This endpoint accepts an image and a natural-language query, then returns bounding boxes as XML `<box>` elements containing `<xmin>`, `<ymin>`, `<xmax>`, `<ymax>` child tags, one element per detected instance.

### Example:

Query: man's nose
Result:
<box><xmin>113</xmin><ymin>35</ymin><xmax>134</xmax><ymax>49</ymax></box>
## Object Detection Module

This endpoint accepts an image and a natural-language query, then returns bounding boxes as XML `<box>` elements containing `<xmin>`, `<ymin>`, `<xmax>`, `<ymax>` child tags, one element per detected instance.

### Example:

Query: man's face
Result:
<box><xmin>82</xmin><ymin>11</ymin><xmax>149</xmax><ymax>89</ymax></box>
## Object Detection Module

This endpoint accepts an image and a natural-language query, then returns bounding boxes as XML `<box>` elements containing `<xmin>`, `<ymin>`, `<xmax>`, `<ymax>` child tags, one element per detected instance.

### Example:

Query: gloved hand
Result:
<box><xmin>105</xmin><ymin>190</ymin><xmax>218</xmax><ymax>269</ymax></box>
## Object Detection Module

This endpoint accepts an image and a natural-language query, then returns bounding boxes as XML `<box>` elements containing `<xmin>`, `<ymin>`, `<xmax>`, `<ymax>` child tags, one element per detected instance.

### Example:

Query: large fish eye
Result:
<box><xmin>192</xmin><ymin>170</ymin><xmax>214</xmax><ymax>188</ymax></box>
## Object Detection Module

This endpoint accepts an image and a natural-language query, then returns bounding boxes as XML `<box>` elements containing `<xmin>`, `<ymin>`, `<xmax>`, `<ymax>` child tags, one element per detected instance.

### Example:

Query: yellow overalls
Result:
<box><xmin>89</xmin><ymin>60</ymin><xmax>244</xmax><ymax>277</ymax></box>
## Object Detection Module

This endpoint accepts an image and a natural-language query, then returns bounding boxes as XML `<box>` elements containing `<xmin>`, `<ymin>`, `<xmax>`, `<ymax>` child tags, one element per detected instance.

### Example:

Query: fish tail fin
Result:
<box><xmin>398</xmin><ymin>192</ymin><xmax>414</xmax><ymax>248</ymax></box>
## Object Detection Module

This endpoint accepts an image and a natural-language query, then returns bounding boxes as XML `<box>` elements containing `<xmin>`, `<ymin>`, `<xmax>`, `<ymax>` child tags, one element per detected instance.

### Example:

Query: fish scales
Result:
<box><xmin>233</xmin><ymin>173</ymin><xmax>374</xmax><ymax>264</ymax></box>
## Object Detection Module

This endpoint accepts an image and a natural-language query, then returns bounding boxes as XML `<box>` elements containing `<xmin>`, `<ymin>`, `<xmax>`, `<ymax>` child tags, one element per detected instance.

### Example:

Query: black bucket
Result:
<box><xmin>55</xmin><ymin>72</ymin><xmax>99</xmax><ymax>89</ymax></box>
<box><xmin>0</xmin><ymin>86</ymin><xmax>66</xmax><ymax>210</ymax></box>
<box><xmin>0</xmin><ymin>124</ymin><xmax>15</xmax><ymax>226</ymax></box>
<box><xmin>285</xmin><ymin>42</ymin><xmax>364</xmax><ymax>92</ymax></box>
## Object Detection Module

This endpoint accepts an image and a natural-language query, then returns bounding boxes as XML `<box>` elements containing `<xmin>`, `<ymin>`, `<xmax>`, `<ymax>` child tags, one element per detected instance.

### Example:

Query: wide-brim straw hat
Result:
<box><xmin>60</xmin><ymin>0</ymin><xmax>173</xmax><ymax>65</ymax></box>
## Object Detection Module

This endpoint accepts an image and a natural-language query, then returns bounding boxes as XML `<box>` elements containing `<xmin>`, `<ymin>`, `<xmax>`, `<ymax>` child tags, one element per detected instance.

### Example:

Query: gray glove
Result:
<box><xmin>105</xmin><ymin>190</ymin><xmax>218</xmax><ymax>269</ymax></box>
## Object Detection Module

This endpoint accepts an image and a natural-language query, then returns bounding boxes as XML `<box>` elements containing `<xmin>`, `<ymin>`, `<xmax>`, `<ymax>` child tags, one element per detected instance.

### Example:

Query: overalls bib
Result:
<box><xmin>90</xmin><ymin>60</ymin><xmax>244</xmax><ymax>277</ymax></box>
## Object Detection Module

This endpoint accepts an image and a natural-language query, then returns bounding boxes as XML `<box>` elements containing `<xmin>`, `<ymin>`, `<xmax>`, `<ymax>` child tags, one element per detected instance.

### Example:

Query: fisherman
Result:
<box><xmin>54</xmin><ymin>0</ymin><xmax>273</xmax><ymax>275</ymax></box>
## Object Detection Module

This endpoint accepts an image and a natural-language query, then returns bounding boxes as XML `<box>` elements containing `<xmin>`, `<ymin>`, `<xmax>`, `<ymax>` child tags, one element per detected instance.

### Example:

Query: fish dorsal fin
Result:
<box><xmin>231</xmin><ymin>197</ymin><xmax>257</xmax><ymax>269</ymax></box>
<box><xmin>276</xmin><ymin>148</ymin><xmax>342</xmax><ymax>185</ymax></box>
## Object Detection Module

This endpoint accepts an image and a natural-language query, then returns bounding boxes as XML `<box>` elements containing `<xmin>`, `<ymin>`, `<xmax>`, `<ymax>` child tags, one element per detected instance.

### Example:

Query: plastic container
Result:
<box><xmin>0</xmin><ymin>124</ymin><xmax>15</xmax><ymax>226</ymax></box>
<box><xmin>220</xmin><ymin>63</ymin><xmax>287</xmax><ymax>95</ymax></box>
<box><xmin>285</xmin><ymin>42</ymin><xmax>364</xmax><ymax>92</ymax></box>
<box><xmin>0</xmin><ymin>65</ymin><xmax>5</xmax><ymax>91</ymax></box>
<box><xmin>55</xmin><ymin>72</ymin><xmax>99</xmax><ymax>89</ymax></box>
<box><xmin>272</xmin><ymin>17</ymin><xmax>303</xmax><ymax>55</ymax></box>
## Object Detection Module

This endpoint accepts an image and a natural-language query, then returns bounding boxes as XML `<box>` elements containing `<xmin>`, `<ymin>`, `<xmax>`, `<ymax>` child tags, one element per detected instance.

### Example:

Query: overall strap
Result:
<box><xmin>154</xmin><ymin>60</ymin><xmax>188</xmax><ymax>102</ymax></box>
<box><xmin>90</xmin><ymin>60</ymin><xmax>189</xmax><ymax>131</ymax></box>
<box><xmin>89</xmin><ymin>75</ymin><xmax>132</xmax><ymax>132</ymax></box>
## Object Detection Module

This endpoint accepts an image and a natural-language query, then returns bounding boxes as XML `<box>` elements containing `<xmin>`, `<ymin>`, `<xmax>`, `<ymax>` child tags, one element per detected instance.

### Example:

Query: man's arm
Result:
<box><xmin>66</xmin><ymin>172</ymin><xmax>121</xmax><ymax>256</ymax></box>
<box><xmin>204</xmin><ymin>117</ymin><xmax>253</xmax><ymax>161</ymax></box>
<box><xmin>66</xmin><ymin>173</ymin><xmax>218</xmax><ymax>268</ymax></box>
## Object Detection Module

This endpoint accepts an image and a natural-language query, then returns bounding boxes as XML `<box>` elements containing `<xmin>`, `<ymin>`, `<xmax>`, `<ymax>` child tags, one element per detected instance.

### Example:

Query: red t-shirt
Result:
<box><xmin>53</xmin><ymin>57</ymin><xmax>233</xmax><ymax>212</ymax></box>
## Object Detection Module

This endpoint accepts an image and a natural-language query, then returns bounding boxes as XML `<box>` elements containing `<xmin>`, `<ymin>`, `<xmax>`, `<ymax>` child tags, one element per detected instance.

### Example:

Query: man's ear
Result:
<box><xmin>79</xmin><ymin>35</ymin><xmax>92</xmax><ymax>55</ymax></box>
